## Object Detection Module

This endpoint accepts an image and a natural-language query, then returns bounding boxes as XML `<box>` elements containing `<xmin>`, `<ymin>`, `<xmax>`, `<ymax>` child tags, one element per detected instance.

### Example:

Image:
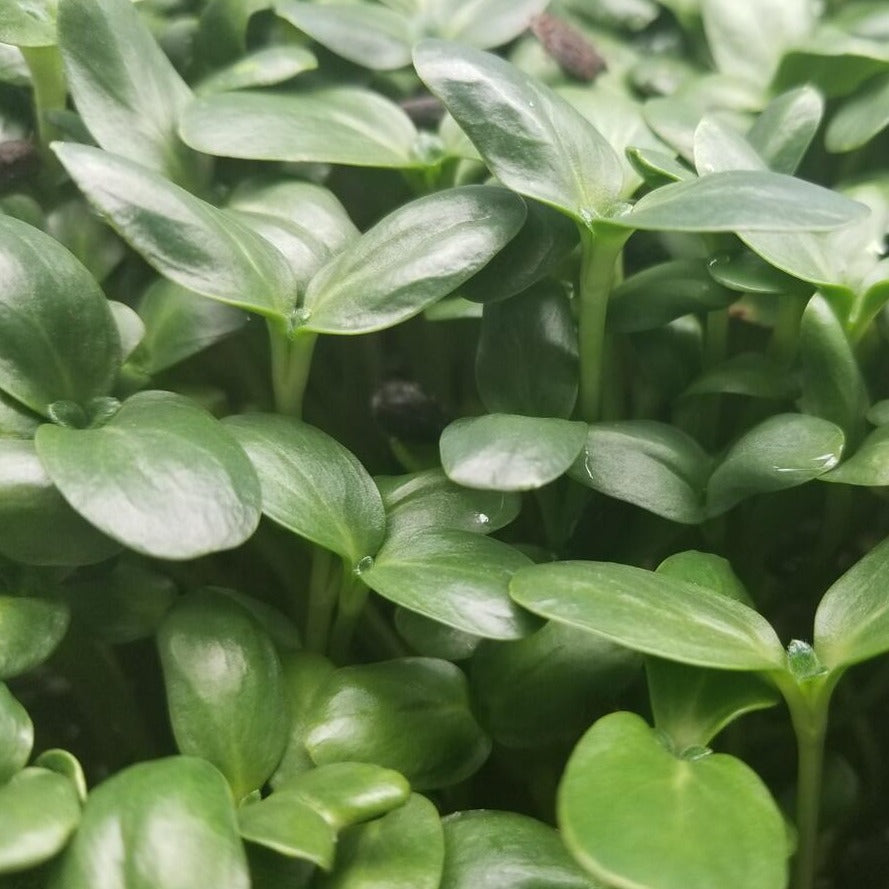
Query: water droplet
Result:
<box><xmin>681</xmin><ymin>745</ymin><xmax>712</xmax><ymax>761</ymax></box>
<box><xmin>475</xmin><ymin>512</ymin><xmax>490</xmax><ymax>526</ymax></box>
<box><xmin>579</xmin><ymin>208</ymin><xmax>595</xmax><ymax>227</ymax></box>
<box><xmin>583</xmin><ymin>453</ymin><xmax>596</xmax><ymax>481</ymax></box>
<box><xmin>354</xmin><ymin>555</ymin><xmax>375</xmax><ymax>576</ymax></box>
<box><xmin>292</xmin><ymin>306</ymin><xmax>312</xmax><ymax>328</ymax></box>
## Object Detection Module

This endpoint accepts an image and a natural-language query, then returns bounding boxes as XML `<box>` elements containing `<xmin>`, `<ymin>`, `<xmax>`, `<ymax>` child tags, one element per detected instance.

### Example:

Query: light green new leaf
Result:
<box><xmin>0</xmin><ymin>683</ymin><xmax>32</xmax><ymax>784</ymax></box>
<box><xmin>569</xmin><ymin>421</ymin><xmax>710</xmax><ymax>524</ymax></box>
<box><xmin>315</xmin><ymin>794</ymin><xmax>443</xmax><ymax>889</ymax></box>
<box><xmin>433</xmin><ymin>0</ymin><xmax>549</xmax><ymax>48</ymax></box>
<box><xmin>0</xmin><ymin>215</ymin><xmax>120</xmax><ymax>417</ymax></box>
<box><xmin>52</xmin><ymin>143</ymin><xmax>297</xmax><ymax>320</ymax></box>
<box><xmin>36</xmin><ymin>391</ymin><xmax>262</xmax><ymax>560</ymax></box>
<box><xmin>822</xmin><ymin>424</ymin><xmax>889</xmax><ymax>486</ymax></box>
<box><xmin>50</xmin><ymin>757</ymin><xmax>249</xmax><ymax>889</ymax></box>
<box><xmin>559</xmin><ymin>712</ymin><xmax>788</xmax><ymax>889</ymax></box>
<box><xmin>509</xmin><ymin>561</ymin><xmax>786</xmax><ymax>670</ymax></box>
<box><xmin>440</xmin><ymin>810</ymin><xmax>599</xmax><ymax>889</ymax></box>
<box><xmin>0</xmin><ymin>595</ymin><xmax>69</xmax><ymax>680</ymax></box>
<box><xmin>706</xmin><ymin>413</ymin><xmax>845</xmax><ymax>516</ymax></box>
<box><xmin>747</xmin><ymin>85</ymin><xmax>824</xmax><ymax>174</ymax></box>
<box><xmin>157</xmin><ymin>589</ymin><xmax>289</xmax><ymax>801</ymax></box>
<box><xmin>180</xmin><ymin>88</ymin><xmax>420</xmax><ymax>168</ymax></box>
<box><xmin>0</xmin><ymin>0</ymin><xmax>56</xmax><ymax>46</ymax></box>
<box><xmin>305</xmin><ymin>658</ymin><xmax>490</xmax><ymax>790</ymax></box>
<box><xmin>58</xmin><ymin>0</ymin><xmax>206</xmax><ymax>188</ymax></box>
<box><xmin>693</xmin><ymin>116</ymin><xmax>765</xmax><ymax>175</ymax></box>
<box><xmin>440</xmin><ymin>414</ymin><xmax>587</xmax><ymax>491</ymax></box>
<box><xmin>238</xmin><ymin>793</ymin><xmax>335</xmax><ymax>868</ymax></box>
<box><xmin>0</xmin><ymin>768</ymin><xmax>81</xmax><ymax>875</ymax></box>
<box><xmin>826</xmin><ymin>71</ymin><xmax>889</xmax><ymax>152</ymax></box>
<box><xmin>414</xmin><ymin>39</ymin><xmax>624</xmax><ymax>223</ymax></box>
<box><xmin>815</xmin><ymin>535</ymin><xmax>889</xmax><ymax>669</ymax></box>
<box><xmin>196</xmin><ymin>45</ymin><xmax>318</xmax><ymax>94</ymax></box>
<box><xmin>225</xmin><ymin>413</ymin><xmax>386</xmax><ymax>564</ymax></box>
<box><xmin>302</xmin><ymin>186</ymin><xmax>525</xmax><ymax>334</ymax></box>
<box><xmin>275</xmin><ymin>1</ymin><xmax>413</xmax><ymax>71</ymax></box>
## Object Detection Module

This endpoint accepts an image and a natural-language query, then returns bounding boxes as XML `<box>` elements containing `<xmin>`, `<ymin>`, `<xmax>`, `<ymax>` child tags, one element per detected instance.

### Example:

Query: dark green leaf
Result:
<box><xmin>559</xmin><ymin>712</ymin><xmax>788</xmax><ymax>889</ymax></box>
<box><xmin>50</xmin><ymin>756</ymin><xmax>249</xmax><ymax>889</ymax></box>
<box><xmin>0</xmin><ymin>595</ymin><xmax>69</xmax><ymax>680</ymax></box>
<box><xmin>657</xmin><ymin>550</ymin><xmax>752</xmax><ymax>605</ymax></box>
<box><xmin>302</xmin><ymin>186</ymin><xmax>526</xmax><ymax>334</ymax></box>
<box><xmin>238</xmin><ymin>793</ymin><xmax>335</xmax><ymax>868</ymax></box>
<box><xmin>225</xmin><ymin>413</ymin><xmax>386</xmax><ymax>564</ymax></box>
<box><xmin>36</xmin><ymin>391</ymin><xmax>261</xmax><ymax>560</ymax></box>
<box><xmin>0</xmin><ymin>215</ymin><xmax>120</xmax><ymax>416</ymax></box>
<box><xmin>682</xmin><ymin>352</ymin><xmax>798</xmax><ymax>400</ymax></box>
<box><xmin>394</xmin><ymin>609</ymin><xmax>481</xmax><ymax>661</ymax></box>
<box><xmin>823</xmin><ymin>424</ymin><xmax>889</xmax><ymax>486</ymax></box>
<box><xmin>306</xmin><ymin>659</ymin><xmax>491</xmax><ymax>789</ymax></box>
<box><xmin>196</xmin><ymin>45</ymin><xmax>318</xmax><ymax>94</ymax></box>
<box><xmin>157</xmin><ymin>588</ymin><xmax>289</xmax><ymax>801</ymax></box>
<box><xmin>52</xmin><ymin>143</ymin><xmax>297</xmax><ymax>320</ymax></box>
<box><xmin>0</xmin><ymin>682</ymin><xmax>32</xmax><ymax>784</ymax></box>
<box><xmin>440</xmin><ymin>414</ymin><xmax>587</xmax><ymax>491</ymax></box>
<box><xmin>509</xmin><ymin>561</ymin><xmax>786</xmax><ymax>670</ymax></box>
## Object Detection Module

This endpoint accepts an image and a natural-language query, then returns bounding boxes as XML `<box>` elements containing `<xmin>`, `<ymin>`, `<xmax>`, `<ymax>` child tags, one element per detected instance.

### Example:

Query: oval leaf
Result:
<box><xmin>509</xmin><ymin>561</ymin><xmax>786</xmax><ymax>670</ymax></box>
<box><xmin>196</xmin><ymin>45</ymin><xmax>318</xmax><ymax>94</ymax></box>
<box><xmin>238</xmin><ymin>793</ymin><xmax>335</xmax><ymax>868</ymax></box>
<box><xmin>0</xmin><ymin>595</ymin><xmax>69</xmax><ymax>680</ymax></box>
<box><xmin>747</xmin><ymin>85</ymin><xmax>824</xmax><ymax>174</ymax></box>
<box><xmin>559</xmin><ymin>712</ymin><xmax>788</xmax><ymax>889</ymax></box>
<box><xmin>822</xmin><ymin>424</ymin><xmax>889</xmax><ymax>486</ymax></box>
<box><xmin>826</xmin><ymin>71</ymin><xmax>889</xmax><ymax>152</ymax></box>
<box><xmin>0</xmin><ymin>682</ymin><xmax>32</xmax><ymax>784</ymax></box>
<box><xmin>225</xmin><ymin>413</ymin><xmax>386</xmax><ymax>563</ymax></box>
<box><xmin>157</xmin><ymin>589</ymin><xmax>289</xmax><ymax>801</ymax></box>
<box><xmin>36</xmin><ymin>391</ymin><xmax>261</xmax><ymax>561</ymax></box>
<box><xmin>302</xmin><ymin>186</ymin><xmax>526</xmax><ymax>334</ymax></box>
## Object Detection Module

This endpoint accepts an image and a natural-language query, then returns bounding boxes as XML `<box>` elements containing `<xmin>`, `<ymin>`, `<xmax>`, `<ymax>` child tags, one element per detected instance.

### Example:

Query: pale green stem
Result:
<box><xmin>768</xmin><ymin>293</ymin><xmax>807</xmax><ymax>366</ymax></box>
<box><xmin>268</xmin><ymin>322</ymin><xmax>317</xmax><ymax>417</ymax></box>
<box><xmin>305</xmin><ymin>547</ymin><xmax>336</xmax><ymax>654</ymax></box>
<box><xmin>21</xmin><ymin>46</ymin><xmax>66</xmax><ymax>161</ymax></box>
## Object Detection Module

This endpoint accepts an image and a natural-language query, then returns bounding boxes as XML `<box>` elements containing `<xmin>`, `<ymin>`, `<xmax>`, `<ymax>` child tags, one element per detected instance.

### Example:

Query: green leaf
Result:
<box><xmin>52</xmin><ymin>143</ymin><xmax>297</xmax><ymax>320</ymax></box>
<box><xmin>569</xmin><ymin>421</ymin><xmax>710</xmax><ymax>524</ymax></box>
<box><xmin>707</xmin><ymin>251</ymin><xmax>800</xmax><ymax>294</ymax></box>
<box><xmin>50</xmin><ymin>756</ymin><xmax>249</xmax><ymax>889</ymax></box>
<box><xmin>179</xmin><ymin>88</ymin><xmax>421</xmax><ymax>168</ymax></box>
<box><xmin>706</xmin><ymin>414</ymin><xmax>845</xmax><ymax>516</ymax></box>
<box><xmin>747</xmin><ymin>85</ymin><xmax>824</xmax><ymax>174</ymax></box>
<box><xmin>394</xmin><ymin>609</ymin><xmax>481</xmax><ymax>661</ymax></box>
<box><xmin>196</xmin><ymin>0</ymin><xmax>270</xmax><ymax>67</ymax></box>
<box><xmin>238</xmin><ymin>793</ymin><xmax>335</xmax><ymax>868</ymax></box>
<box><xmin>306</xmin><ymin>659</ymin><xmax>490</xmax><ymax>790</ymax></box>
<box><xmin>375</xmin><ymin>469</ymin><xmax>520</xmax><ymax>537</ymax></box>
<box><xmin>693</xmin><ymin>116</ymin><xmax>765</xmax><ymax>175</ymax></box>
<box><xmin>225</xmin><ymin>414</ymin><xmax>385</xmax><ymax>563</ymax></box>
<box><xmin>36</xmin><ymin>391</ymin><xmax>261</xmax><ymax>561</ymax></box>
<box><xmin>196</xmin><ymin>45</ymin><xmax>318</xmax><ymax>94</ymax></box>
<box><xmin>814</xmin><ymin>535</ymin><xmax>889</xmax><ymax>669</ymax></box>
<box><xmin>157</xmin><ymin>589</ymin><xmax>289</xmax><ymax>801</ymax></box>
<box><xmin>314</xmin><ymin>794</ymin><xmax>443</xmax><ymax>889</ymax></box>
<box><xmin>476</xmin><ymin>282</ymin><xmax>578</xmax><ymax>418</ymax></box>
<box><xmin>626</xmin><ymin>147</ymin><xmax>695</xmax><ymax>186</ymax></box>
<box><xmin>275</xmin><ymin>1</ymin><xmax>413</xmax><ymax>71</ymax></box>
<box><xmin>32</xmin><ymin>750</ymin><xmax>87</xmax><ymax>803</ymax></box>
<box><xmin>612</xmin><ymin>170</ymin><xmax>868</xmax><ymax>232</ymax></box>
<box><xmin>440</xmin><ymin>810</ymin><xmax>599</xmax><ymax>889</ymax></box>
<box><xmin>0</xmin><ymin>0</ymin><xmax>56</xmax><ymax>47</ymax></box>
<box><xmin>609</xmin><ymin>258</ymin><xmax>735</xmax><ymax>333</ymax></box>
<box><xmin>434</xmin><ymin>0</ymin><xmax>549</xmax><ymax>48</ymax></box>
<box><xmin>0</xmin><ymin>768</ymin><xmax>81</xmax><ymax>875</ymax></box>
<box><xmin>683</xmin><ymin>352</ymin><xmax>798</xmax><ymax>400</ymax></box>
<box><xmin>826</xmin><ymin>71</ymin><xmax>889</xmax><ymax>152</ymax></box>
<box><xmin>302</xmin><ymin>186</ymin><xmax>526</xmax><ymax>335</ymax></box>
<box><xmin>0</xmin><ymin>682</ymin><xmax>32</xmax><ymax>784</ymax></box>
<box><xmin>559</xmin><ymin>712</ymin><xmax>788</xmax><ymax>889</ymax></box>
<box><xmin>58</xmin><ymin>0</ymin><xmax>206</xmax><ymax>188</ymax></box>
<box><xmin>440</xmin><ymin>414</ymin><xmax>587</xmax><ymax>491</ymax></box>
<box><xmin>0</xmin><ymin>595</ymin><xmax>69</xmax><ymax>680</ymax></box>
<box><xmin>413</xmin><ymin>39</ymin><xmax>624</xmax><ymax>223</ymax></box>
<box><xmin>471</xmin><ymin>621</ymin><xmax>639</xmax><ymax>748</ymax></box>
<box><xmin>657</xmin><ymin>550</ymin><xmax>752</xmax><ymax>605</ymax></box>
<box><xmin>278</xmin><ymin>762</ymin><xmax>410</xmax><ymax>830</ymax></box>
<box><xmin>822</xmin><ymin>424</ymin><xmax>889</xmax><ymax>486</ymax></box>
<box><xmin>0</xmin><ymin>215</ymin><xmax>120</xmax><ymax>417</ymax></box>
<box><xmin>0</xmin><ymin>440</ymin><xmax>120</xmax><ymax>566</ymax></box>
<box><xmin>509</xmin><ymin>561</ymin><xmax>786</xmax><ymax>670</ymax></box>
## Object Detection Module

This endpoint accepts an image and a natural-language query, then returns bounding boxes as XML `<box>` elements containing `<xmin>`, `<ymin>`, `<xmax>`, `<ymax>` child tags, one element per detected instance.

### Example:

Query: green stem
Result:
<box><xmin>577</xmin><ymin>226</ymin><xmax>627</xmax><ymax>423</ymax></box>
<box><xmin>329</xmin><ymin>567</ymin><xmax>369</xmax><ymax>664</ymax></box>
<box><xmin>305</xmin><ymin>547</ymin><xmax>336</xmax><ymax>653</ymax></box>
<box><xmin>21</xmin><ymin>46</ymin><xmax>67</xmax><ymax>166</ymax></box>
<box><xmin>268</xmin><ymin>323</ymin><xmax>317</xmax><ymax>417</ymax></box>
<box><xmin>768</xmin><ymin>293</ymin><xmax>807</xmax><ymax>367</ymax></box>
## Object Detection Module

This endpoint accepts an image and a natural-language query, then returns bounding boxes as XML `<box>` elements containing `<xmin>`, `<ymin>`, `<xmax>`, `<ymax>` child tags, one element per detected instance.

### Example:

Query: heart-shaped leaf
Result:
<box><xmin>225</xmin><ymin>413</ymin><xmax>386</xmax><ymax>564</ymax></box>
<box><xmin>414</xmin><ymin>39</ymin><xmax>624</xmax><ymax>223</ymax></box>
<box><xmin>0</xmin><ymin>682</ymin><xmax>32</xmax><ymax>784</ymax></box>
<box><xmin>302</xmin><ymin>186</ymin><xmax>526</xmax><ymax>334</ymax></box>
<box><xmin>559</xmin><ymin>712</ymin><xmax>788</xmax><ymax>889</ymax></box>
<box><xmin>363</xmin><ymin>530</ymin><xmax>537</xmax><ymax>640</ymax></box>
<box><xmin>58</xmin><ymin>0</ymin><xmax>206</xmax><ymax>188</ymax></box>
<box><xmin>305</xmin><ymin>658</ymin><xmax>491</xmax><ymax>790</ymax></box>
<box><xmin>440</xmin><ymin>414</ymin><xmax>587</xmax><ymax>491</ymax></box>
<box><xmin>0</xmin><ymin>768</ymin><xmax>81</xmax><ymax>875</ymax></box>
<box><xmin>0</xmin><ymin>215</ymin><xmax>120</xmax><ymax>417</ymax></box>
<box><xmin>52</xmin><ymin>143</ymin><xmax>296</xmax><ymax>320</ymax></box>
<box><xmin>180</xmin><ymin>88</ymin><xmax>421</xmax><ymax>168</ymax></box>
<box><xmin>157</xmin><ymin>589</ymin><xmax>289</xmax><ymax>801</ymax></box>
<box><xmin>0</xmin><ymin>595</ymin><xmax>70</xmax><ymax>680</ymax></box>
<box><xmin>36</xmin><ymin>391</ymin><xmax>261</xmax><ymax>560</ymax></box>
<box><xmin>510</xmin><ymin>561</ymin><xmax>786</xmax><ymax>671</ymax></box>
<box><xmin>50</xmin><ymin>756</ymin><xmax>249</xmax><ymax>889</ymax></box>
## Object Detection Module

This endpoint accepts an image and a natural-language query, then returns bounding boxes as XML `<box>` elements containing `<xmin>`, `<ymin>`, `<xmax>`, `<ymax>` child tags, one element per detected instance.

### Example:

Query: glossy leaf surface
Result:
<box><xmin>225</xmin><ymin>414</ymin><xmax>385</xmax><ymax>563</ymax></box>
<box><xmin>157</xmin><ymin>589</ymin><xmax>289</xmax><ymax>801</ymax></box>
<box><xmin>823</xmin><ymin>424</ymin><xmax>889</xmax><ymax>486</ymax></box>
<box><xmin>0</xmin><ymin>595</ymin><xmax>69</xmax><ymax>680</ymax></box>
<box><xmin>510</xmin><ymin>561</ymin><xmax>786</xmax><ymax>670</ymax></box>
<box><xmin>559</xmin><ymin>712</ymin><xmax>787</xmax><ymax>889</ymax></box>
<box><xmin>51</xmin><ymin>757</ymin><xmax>249</xmax><ymax>889</ymax></box>
<box><xmin>0</xmin><ymin>682</ymin><xmax>32</xmax><ymax>784</ymax></box>
<box><xmin>238</xmin><ymin>793</ymin><xmax>335</xmax><ymax>868</ymax></box>
<box><xmin>36</xmin><ymin>391</ymin><xmax>261</xmax><ymax>560</ymax></box>
<box><xmin>305</xmin><ymin>658</ymin><xmax>491</xmax><ymax>789</ymax></box>
<box><xmin>302</xmin><ymin>186</ymin><xmax>525</xmax><ymax>334</ymax></box>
